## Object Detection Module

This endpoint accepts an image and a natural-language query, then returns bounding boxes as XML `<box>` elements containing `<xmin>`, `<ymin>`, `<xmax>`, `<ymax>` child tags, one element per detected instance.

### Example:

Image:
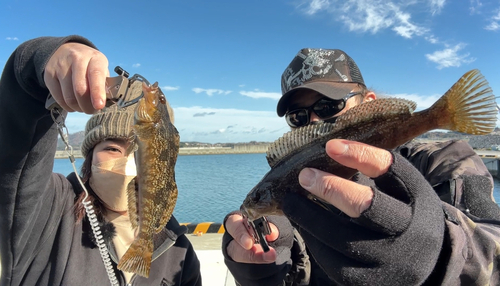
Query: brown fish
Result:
<box><xmin>117</xmin><ymin>82</ymin><xmax>180</xmax><ymax>278</ymax></box>
<box><xmin>241</xmin><ymin>69</ymin><xmax>498</xmax><ymax>220</ymax></box>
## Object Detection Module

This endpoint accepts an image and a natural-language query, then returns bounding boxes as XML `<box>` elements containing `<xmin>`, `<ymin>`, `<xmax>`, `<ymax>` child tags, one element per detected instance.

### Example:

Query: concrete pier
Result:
<box><xmin>186</xmin><ymin>233</ymin><xmax>235</xmax><ymax>286</ymax></box>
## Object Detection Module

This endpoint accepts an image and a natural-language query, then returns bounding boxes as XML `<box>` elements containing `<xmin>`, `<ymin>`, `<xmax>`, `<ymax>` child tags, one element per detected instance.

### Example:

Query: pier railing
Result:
<box><xmin>475</xmin><ymin>150</ymin><xmax>500</xmax><ymax>178</ymax></box>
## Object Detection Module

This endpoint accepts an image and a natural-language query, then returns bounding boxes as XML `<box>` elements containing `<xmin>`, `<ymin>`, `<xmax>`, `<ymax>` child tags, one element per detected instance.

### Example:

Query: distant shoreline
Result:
<box><xmin>54</xmin><ymin>144</ymin><xmax>270</xmax><ymax>159</ymax></box>
<box><xmin>54</xmin><ymin>137</ymin><xmax>500</xmax><ymax>159</ymax></box>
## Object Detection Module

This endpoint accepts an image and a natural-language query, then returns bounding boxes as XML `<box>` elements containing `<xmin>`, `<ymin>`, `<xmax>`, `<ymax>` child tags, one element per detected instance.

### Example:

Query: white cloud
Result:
<box><xmin>162</xmin><ymin>86</ymin><xmax>180</xmax><ymax>91</ymax></box>
<box><xmin>338</xmin><ymin>1</ymin><xmax>396</xmax><ymax>34</ymax></box>
<box><xmin>429</xmin><ymin>0</ymin><xmax>446</xmax><ymax>15</ymax></box>
<box><xmin>192</xmin><ymin>88</ymin><xmax>232</xmax><ymax>96</ymax></box>
<box><xmin>239</xmin><ymin>90</ymin><xmax>282</xmax><ymax>100</ymax></box>
<box><xmin>296</xmin><ymin>0</ymin><xmax>448</xmax><ymax>43</ymax></box>
<box><xmin>301</xmin><ymin>0</ymin><xmax>330</xmax><ymax>15</ymax></box>
<box><xmin>61</xmin><ymin>106</ymin><xmax>289</xmax><ymax>144</ymax></box>
<box><xmin>6</xmin><ymin>37</ymin><xmax>18</xmax><ymax>40</ymax></box>
<box><xmin>469</xmin><ymin>0</ymin><xmax>483</xmax><ymax>14</ymax></box>
<box><xmin>391</xmin><ymin>11</ymin><xmax>429</xmax><ymax>38</ymax></box>
<box><xmin>298</xmin><ymin>1</ymin><xmax>427</xmax><ymax>37</ymax></box>
<box><xmin>485</xmin><ymin>10</ymin><xmax>500</xmax><ymax>31</ymax></box>
<box><xmin>174</xmin><ymin>106</ymin><xmax>288</xmax><ymax>143</ymax></box>
<box><xmin>425</xmin><ymin>43</ymin><xmax>476</xmax><ymax>69</ymax></box>
<box><xmin>132</xmin><ymin>63</ymin><xmax>141</xmax><ymax>68</ymax></box>
<box><xmin>485</xmin><ymin>21</ymin><xmax>500</xmax><ymax>30</ymax></box>
<box><xmin>425</xmin><ymin>35</ymin><xmax>439</xmax><ymax>44</ymax></box>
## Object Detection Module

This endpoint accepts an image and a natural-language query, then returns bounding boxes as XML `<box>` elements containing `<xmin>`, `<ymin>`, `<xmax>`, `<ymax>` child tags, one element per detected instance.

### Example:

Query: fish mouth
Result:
<box><xmin>240</xmin><ymin>204</ymin><xmax>283</xmax><ymax>221</ymax></box>
<box><xmin>240</xmin><ymin>194</ymin><xmax>282</xmax><ymax>221</ymax></box>
<box><xmin>240</xmin><ymin>205</ymin><xmax>262</xmax><ymax>221</ymax></box>
<box><xmin>136</xmin><ymin>83</ymin><xmax>161</xmax><ymax>123</ymax></box>
<box><xmin>143</xmin><ymin>83</ymin><xmax>158</xmax><ymax>105</ymax></box>
<box><xmin>241</xmin><ymin>182</ymin><xmax>284</xmax><ymax>220</ymax></box>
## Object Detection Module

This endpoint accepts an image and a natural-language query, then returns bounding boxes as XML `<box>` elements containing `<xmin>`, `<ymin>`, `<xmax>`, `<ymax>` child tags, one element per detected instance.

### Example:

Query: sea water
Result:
<box><xmin>53</xmin><ymin>153</ymin><xmax>500</xmax><ymax>223</ymax></box>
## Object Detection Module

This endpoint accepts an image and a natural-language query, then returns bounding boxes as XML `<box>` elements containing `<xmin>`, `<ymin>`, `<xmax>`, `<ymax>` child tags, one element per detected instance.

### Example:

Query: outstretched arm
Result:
<box><xmin>0</xmin><ymin>36</ymin><xmax>108</xmax><ymax>283</ymax></box>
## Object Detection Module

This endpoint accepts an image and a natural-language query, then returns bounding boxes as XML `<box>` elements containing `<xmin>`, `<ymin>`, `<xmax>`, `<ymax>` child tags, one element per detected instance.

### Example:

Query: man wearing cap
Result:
<box><xmin>223</xmin><ymin>48</ymin><xmax>500</xmax><ymax>285</ymax></box>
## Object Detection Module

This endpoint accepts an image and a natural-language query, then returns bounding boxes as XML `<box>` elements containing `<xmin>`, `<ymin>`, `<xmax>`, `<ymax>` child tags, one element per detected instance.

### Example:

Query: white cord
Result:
<box><xmin>52</xmin><ymin>108</ymin><xmax>119</xmax><ymax>286</ymax></box>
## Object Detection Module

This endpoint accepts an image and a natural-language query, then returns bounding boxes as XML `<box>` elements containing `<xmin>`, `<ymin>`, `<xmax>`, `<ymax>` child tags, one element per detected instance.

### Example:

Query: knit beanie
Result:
<box><xmin>81</xmin><ymin>81</ymin><xmax>143</xmax><ymax>157</ymax></box>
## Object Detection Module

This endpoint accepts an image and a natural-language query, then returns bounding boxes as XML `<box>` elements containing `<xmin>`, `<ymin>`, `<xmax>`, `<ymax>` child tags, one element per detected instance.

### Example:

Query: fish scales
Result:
<box><xmin>117</xmin><ymin>82</ymin><xmax>180</xmax><ymax>278</ymax></box>
<box><xmin>135</xmin><ymin>119</ymin><xmax>178</xmax><ymax>232</ymax></box>
<box><xmin>241</xmin><ymin>69</ymin><xmax>497</xmax><ymax>220</ymax></box>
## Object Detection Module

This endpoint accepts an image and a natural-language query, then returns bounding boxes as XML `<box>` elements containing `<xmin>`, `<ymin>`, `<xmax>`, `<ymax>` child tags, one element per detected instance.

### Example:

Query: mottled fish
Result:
<box><xmin>117</xmin><ymin>82</ymin><xmax>180</xmax><ymax>278</ymax></box>
<box><xmin>241</xmin><ymin>69</ymin><xmax>498</xmax><ymax>220</ymax></box>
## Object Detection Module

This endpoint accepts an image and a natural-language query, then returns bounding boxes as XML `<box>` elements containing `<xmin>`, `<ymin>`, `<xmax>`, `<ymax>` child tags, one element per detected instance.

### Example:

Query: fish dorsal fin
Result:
<box><xmin>266</xmin><ymin>98</ymin><xmax>417</xmax><ymax>167</ymax></box>
<box><xmin>266</xmin><ymin>122</ymin><xmax>336</xmax><ymax>167</ymax></box>
<box><xmin>331</xmin><ymin>98</ymin><xmax>417</xmax><ymax>132</ymax></box>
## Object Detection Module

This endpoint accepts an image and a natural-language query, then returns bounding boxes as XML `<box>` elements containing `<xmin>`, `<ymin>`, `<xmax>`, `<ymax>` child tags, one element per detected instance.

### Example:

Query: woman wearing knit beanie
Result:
<box><xmin>0</xmin><ymin>36</ymin><xmax>201</xmax><ymax>285</ymax></box>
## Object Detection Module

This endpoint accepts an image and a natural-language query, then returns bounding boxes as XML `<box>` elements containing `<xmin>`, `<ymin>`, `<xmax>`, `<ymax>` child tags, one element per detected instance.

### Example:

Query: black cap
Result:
<box><xmin>277</xmin><ymin>48</ymin><xmax>365</xmax><ymax>117</ymax></box>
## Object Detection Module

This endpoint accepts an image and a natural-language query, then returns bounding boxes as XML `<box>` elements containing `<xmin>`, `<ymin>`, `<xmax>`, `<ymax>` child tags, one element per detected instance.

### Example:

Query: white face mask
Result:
<box><xmin>89</xmin><ymin>156</ymin><xmax>137</xmax><ymax>212</ymax></box>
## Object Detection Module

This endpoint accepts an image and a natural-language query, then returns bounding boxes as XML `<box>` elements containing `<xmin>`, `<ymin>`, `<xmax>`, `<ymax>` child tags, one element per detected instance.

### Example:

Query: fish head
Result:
<box><xmin>240</xmin><ymin>181</ymin><xmax>284</xmax><ymax>220</ymax></box>
<box><xmin>135</xmin><ymin>82</ymin><xmax>167</xmax><ymax>124</ymax></box>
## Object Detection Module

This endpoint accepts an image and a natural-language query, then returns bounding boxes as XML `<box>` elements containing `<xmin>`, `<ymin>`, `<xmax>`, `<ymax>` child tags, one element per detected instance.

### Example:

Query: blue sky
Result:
<box><xmin>1</xmin><ymin>0</ymin><xmax>500</xmax><ymax>143</ymax></box>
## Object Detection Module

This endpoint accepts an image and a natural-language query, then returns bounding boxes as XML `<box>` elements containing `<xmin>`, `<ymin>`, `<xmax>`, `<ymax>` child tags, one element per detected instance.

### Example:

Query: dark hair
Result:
<box><xmin>73</xmin><ymin>147</ymin><xmax>107</xmax><ymax>224</ymax></box>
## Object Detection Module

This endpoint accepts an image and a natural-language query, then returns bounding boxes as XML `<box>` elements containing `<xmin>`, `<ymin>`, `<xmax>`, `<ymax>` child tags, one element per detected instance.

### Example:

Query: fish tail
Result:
<box><xmin>117</xmin><ymin>238</ymin><xmax>153</xmax><ymax>278</ymax></box>
<box><xmin>432</xmin><ymin>69</ymin><xmax>497</xmax><ymax>135</ymax></box>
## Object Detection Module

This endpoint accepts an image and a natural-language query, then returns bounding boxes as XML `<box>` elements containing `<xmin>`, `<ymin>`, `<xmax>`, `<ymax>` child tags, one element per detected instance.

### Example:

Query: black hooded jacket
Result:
<box><xmin>0</xmin><ymin>36</ymin><xmax>201</xmax><ymax>286</ymax></box>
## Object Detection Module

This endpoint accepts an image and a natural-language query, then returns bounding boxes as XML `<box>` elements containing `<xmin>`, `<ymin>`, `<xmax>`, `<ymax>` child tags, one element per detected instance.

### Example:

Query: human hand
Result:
<box><xmin>44</xmin><ymin>42</ymin><xmax>109</xmax><ymax>114</ymax></box>
<box><xmin>222</xmin><ymin>213</ymin><xmax>295</xmax><ymax>285</ymax></box>
<box><xmin>224</xmin><ymin>213</ymin><xmax>279</xmax><ymax>264</ymax></box>
<box><xmin>282</xmin><ymin>139</ymin><xmax>445</xmax><ymax>285</ymax></box>
<box><xmin>297</xmin><ymin>139</ymin><xmax>391</xmax><ymax>218</ymax></box>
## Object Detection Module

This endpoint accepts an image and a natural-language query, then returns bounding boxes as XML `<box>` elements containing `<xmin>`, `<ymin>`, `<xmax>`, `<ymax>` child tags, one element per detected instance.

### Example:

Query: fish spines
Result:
<box><xmin>127</xmin><ymin>178</ymin><xmax>139</xmax><ymax>229</ymax></box>
<box><xmin>332</xmin><ymin>98</ymin><xmax>416</xmax><ymax>133</ymax></box>
<box><xmin>117</xmin><ymin>238</ymin><xmax>153</xmax><ymax>278</ymax></box>
<box><xmin>266</xmin><ymin>98</ymin><xmax>416</xmax><ymax>167</ymax></box>
<box><xmin>437</xmin><ymin>69</ymin><xmax>497</xmax><ymax>135</ymax></box>
<box><xmin>266</xmin><ymin>123</ymin><xmax>336</xmax><ymax>167</ymax></box>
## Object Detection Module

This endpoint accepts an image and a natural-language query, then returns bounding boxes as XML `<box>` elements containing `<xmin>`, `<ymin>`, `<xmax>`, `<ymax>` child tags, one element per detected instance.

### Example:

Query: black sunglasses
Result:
<box><xmin>285</xmin><ymin>92</ymin><xmax>362</xmax><ymax>128</ymax></box>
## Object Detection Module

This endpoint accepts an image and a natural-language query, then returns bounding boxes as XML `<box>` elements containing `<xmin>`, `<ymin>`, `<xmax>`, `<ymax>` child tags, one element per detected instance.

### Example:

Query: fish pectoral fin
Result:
<box><xmin>155</xmin><ymin>209</ymin><xmax>173</xmax><ymax>233</ymax></box>
<box><xmin>308</xmin><ymin>195</ymin><xmax>347</xmax><ymax>216</ymax></box>
<box><xmin>127</xmin><ymin>178</ymin><xmax>139</xmax><ymax>229</ymax></box>
<box><xmin>155</xmin><ymin>187</ymin><xmax>178</xmax><ymax>233</ymax></box>
<box><xmin>307</xmin><ymin>194</ymin><xmax>337</xmax><ymax>212</ymax></box>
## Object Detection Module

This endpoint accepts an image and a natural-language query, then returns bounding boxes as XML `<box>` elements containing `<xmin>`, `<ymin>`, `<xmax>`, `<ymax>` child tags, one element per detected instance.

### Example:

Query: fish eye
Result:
<box><xmin>159</xmin><ymin>94</ymin><xmax>166</xmax><ymax>104</ymax></box>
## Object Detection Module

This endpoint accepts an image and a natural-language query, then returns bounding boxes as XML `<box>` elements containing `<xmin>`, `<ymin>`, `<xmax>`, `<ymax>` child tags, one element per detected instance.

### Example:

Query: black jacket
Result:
<box><xmin>223</xmin><ymin>139</ymin><xmax>500</xmax><ymax>285</ymax></box>
<box><xmin>0</xmin><ymin>36</ymin><xmax>201</xmax><ymax>286</ymax></box>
